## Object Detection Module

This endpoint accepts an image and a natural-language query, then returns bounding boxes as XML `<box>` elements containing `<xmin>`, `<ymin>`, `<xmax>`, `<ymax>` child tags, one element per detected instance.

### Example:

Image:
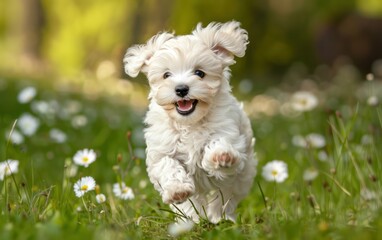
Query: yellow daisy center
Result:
<box><xmin>271</xmin><ymin>170</ymin><xmax>278</xmax><ymax>176</ymax></box>
<box><xmin>122</xmin><ymin>187</ymin><xmax>129</xmax><ymax>194</ymax></box>
<box><xmin>81</xmin><ymin>185</ymin><xmax>88</xmax><ymax>191</ymax></box>
<box><xmin>82</xmin><ymin>156</ymin><xmax>89</xmax><ymax>163</ymax></box>
<box><xmin>299</xmin><ymin>99</ymin><xmax>307</xmax><ymax>106</ymax></box>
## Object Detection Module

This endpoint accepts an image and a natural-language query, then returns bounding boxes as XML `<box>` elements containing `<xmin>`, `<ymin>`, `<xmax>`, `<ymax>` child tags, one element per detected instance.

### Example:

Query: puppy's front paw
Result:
<box><xmin>162</xmin><ymin>183</ymin><xmax>194</xmax><ymax>204</ymax></box>
<box><xmin>212</xmin><ymin>152</ymin><xmax>237</xmax><ymax>168</ymax></box>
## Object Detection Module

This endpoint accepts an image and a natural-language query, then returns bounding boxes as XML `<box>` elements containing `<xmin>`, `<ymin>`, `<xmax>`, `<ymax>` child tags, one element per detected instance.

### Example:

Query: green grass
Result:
<box><xmin>0</xmin><ymin>75</ymin><xmax>381</xmax><ymax>239</ymax></box>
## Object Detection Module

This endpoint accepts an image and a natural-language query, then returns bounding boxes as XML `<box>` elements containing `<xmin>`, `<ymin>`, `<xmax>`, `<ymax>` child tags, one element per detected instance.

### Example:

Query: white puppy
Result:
<box><xmin>123</xmin><ymin>21</ymin><xmax>257</xmax><ymax>223</ymax></box>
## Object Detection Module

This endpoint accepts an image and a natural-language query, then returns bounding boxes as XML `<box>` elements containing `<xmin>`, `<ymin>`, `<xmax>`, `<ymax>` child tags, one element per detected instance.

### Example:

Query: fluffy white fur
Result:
<box><xmin>123</xmin><ymin>21</ymin><xmax>257</xmax><ymax>223</ymax></box>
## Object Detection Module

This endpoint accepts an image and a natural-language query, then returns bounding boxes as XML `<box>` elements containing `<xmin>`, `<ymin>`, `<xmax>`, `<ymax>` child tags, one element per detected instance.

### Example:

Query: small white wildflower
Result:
<box><xmin>49</xmin><ymin>128</ymin><xmax>67</xmax><ymax>143</ymax></box>
<box><xmin>0</xmin><ymin>160</ymin><xmax>19</xmax><ymax>180</ymax></box>
<box><xmin>18</xmin><ymin>86</ymin><xmax>37</xmax><ymax>103</ymax></box>
<box><xmin>290</xmin><ymin>91</ymin><xmax>318</xmax><ymax>112</ymax></box>
<box><xmin>6</xmin><ymin>129</ymin><xmax>24</xmax><ymax>145</ymax></box>
<box><xmin>366</xmin><ymin>73</ymin><xmax>374</xmax><ymax>81</ymax></box>
<box><xmin>113</xmin><ymin>182</ymin><xmax>135</xmax><ymax>200</ymax></box>
<box><xmin>367</xmin><ymin>96</ymin><xmax>378</xmax><ymax>106</ymax></box>
<box><xmin>71</xmin><ymin>115</ymin><xmax>88</xmax><ymax>128</ymax></box>
<box><xmin>96</xmin><ymin>194</ymin><xmax>106</xmax><ymax>204</ymax></box>
<box><xmin>292</xmin><ymin>133</ymin><xmax>326</xmax><ymax>149</ymax></box>
<box><xmin>73</xmin><ymin>176</ymin><xmax>96</xmax><ymax>198</ymax></box>
<box><xmin>305</xmin><ymin>133</ymin><xmax>326</xmax><ymax>148</ymax></box>
<box><xmin>31</xmin><ymin>100</ymin><xmax>51</xmax><ymax>115</ymax></box>
<box><xmin>18</xmin><ymin>113</ymin><xmax>40</xmax><ymax>136</ymax></box>
<box><xmin>262</xmin><ymin>160</ymin><xmax>288</xmax><ymax>183</ymax></box>
<box><xmin>317</xmin><ymin>150</ymin><xmax>328</xmax><ymax>162</ymax></box>
<box><xmin>360</xmin><ymin>187</ymin><xmax>377</xmax><ymax>201</ymax></box>
<box><xmin>303</xmin><ymin>168</ymin><xmax>319</xmax><ymax>181</ymax></box>
<box><xmin>361</xmin><ymin>134</ymin><xmax>373</xmax><ymax>145</ymax></box>
<box><xmin>168</xmin><ymin>220</ymin><xmax>194</xmax><ymax>237</ymax></box>
<box><xmin>139</xmin><ymin>180</ymin><xmax>148</xmax><ymax>189</ymax></box>
<box><xmin>73</xmin><ymin>149</ymin><xmax>96</xmax><ymax>167</ymax></box>
<box><xmin>292</xmin><ymin>135</ymin><xmax>307</xmax><ymax>148</ymax></box>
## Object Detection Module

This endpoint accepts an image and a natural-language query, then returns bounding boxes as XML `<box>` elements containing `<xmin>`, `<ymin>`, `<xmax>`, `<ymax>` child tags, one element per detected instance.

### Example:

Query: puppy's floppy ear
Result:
<box><xmin>123</xmin><ymin>32</ymin><xmax>174</xmax><ymax>77</ymax></box>
<box><xmin>193</xmin><ymin>21</ymin><xmax>248</xmax><ymax>65</ymax></box>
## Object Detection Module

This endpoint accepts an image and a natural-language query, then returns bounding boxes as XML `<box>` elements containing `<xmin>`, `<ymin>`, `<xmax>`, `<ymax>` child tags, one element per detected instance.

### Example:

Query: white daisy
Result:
<box><xmin>360</xmin><ymin>188</ymin><xmax>377</xmax><ymax>201</ymax></box>
<box><xmin>317</xmin><ymin>150</ymin><xmax>329</xmax><ymax>162</ymax></box>
<box><xmin>6</xmin><ymin>129</ymin><xmax>24</xmax><ymax>145</ymax></box>
<box><xmin>303</xmin><ymin>168</ymin><xmax>319</xmax><ymax>181</ymax></box>
<box><xmin>31</xmin><ymin>100</ymin><xmax>50</xmax><ymax>115</ymax></box>
<box><xmin>292</xmin><ymin>133</ymin><xmax>326</xmax><ymax>149</ymax></box>
<box><xmin>18</xmin><ymin>113</ymin><xmax>40</xmax><ymax>136</ymax></box>
<box><xmin>262</xmin><ymin>160</ymin><xmax>288</xmax><ymax>183</ymax></box>
<box><xmin>71</xmin><ymin>115</ymin><xmax>88</xmax><ymax>128</ymax></box>
<box><xmin>49</xmin><ymin>128</ymin><xmax>67</xmax><ymax>143</ymax></box>
<box><xmin>168</xmin><ymin>220</ymin><xmax>194</xmax><ymax>237</ymax></box>
<box><xmin>113</xmin><ymin>182</ymin><xmax>135</xmax><ymax>200</ymax></box>
<box><xmin>290</xmin><ymin>91</ymin><xmax>318</xmax><ymax>112</ymax></box>
<box><xmin>305</xmin><ymin>133</ymin><xmax>326</xmax><ymax>148</ymax></box>
<box><xmin>292</xmin><ymin>135</ymin><xmax>307</xmax><ymax>148</ymax></box>
<box><xmin>367</xmin><ymin>96</ymin><xmax>378</xmax><ymax>106</ymax></box>
<box><xmin>18</xmin><ymin>86</ymin><xmax>37</xmax><ymax>103</ymax></box>
<box><xmin>73</xmin><ymin>149</ymin><xmax>96</xmax><ymax>167</ymax></box>
<box><xmin>96</xmin><ymin>193</ymin><xmax>106</xmax><ymax>204</ymax></box>
<box><xmin>73</xmin><ymin>176</ymin><xmax>96</xmax><ymax>198</ymax></box>
<box><xmin>0</xmin><ymin>160</ymin><xmax>19</xmax><ymax>180</ymax></box>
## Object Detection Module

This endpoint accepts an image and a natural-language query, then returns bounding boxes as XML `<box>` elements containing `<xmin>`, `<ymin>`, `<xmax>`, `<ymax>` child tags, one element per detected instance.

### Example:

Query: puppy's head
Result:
<box><xmin>124</xmin><ymin>21</ymin><xmax>248</xmax><ymax>124</ymax></box>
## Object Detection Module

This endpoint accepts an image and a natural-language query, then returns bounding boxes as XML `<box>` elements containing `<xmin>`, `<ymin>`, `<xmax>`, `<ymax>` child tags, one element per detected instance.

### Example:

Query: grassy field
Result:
<box><xmin>0</xmin><ymin>72</ymin><xmax>381</xmax><ymax>240</ymax></box>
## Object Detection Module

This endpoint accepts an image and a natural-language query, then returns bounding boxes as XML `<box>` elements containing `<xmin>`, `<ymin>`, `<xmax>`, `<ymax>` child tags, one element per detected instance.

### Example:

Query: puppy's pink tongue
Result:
<box><xmin>177</xmin><ymin>100</ymin><xmax>193</xmax><ymax>111</ymax></box>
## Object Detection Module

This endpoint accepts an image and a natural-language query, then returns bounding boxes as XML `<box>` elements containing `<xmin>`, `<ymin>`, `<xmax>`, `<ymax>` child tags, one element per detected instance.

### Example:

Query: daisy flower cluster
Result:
<box><xmin>7</xmin><ymin>86</ymin><xmax>72</xmax><ymax>145</ymax></box>
<box><xmin>71</xmin><ymin>148</ymin><xmax>135</xmax><ymax>204</ymax></box>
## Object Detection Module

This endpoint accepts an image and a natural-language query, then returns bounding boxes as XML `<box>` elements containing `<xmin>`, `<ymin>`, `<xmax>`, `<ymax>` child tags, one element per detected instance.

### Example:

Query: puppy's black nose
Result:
<box><xmin>175</xmin><ymin>85</ymin><xmax>189</xmax><ymax>97</ymax></box>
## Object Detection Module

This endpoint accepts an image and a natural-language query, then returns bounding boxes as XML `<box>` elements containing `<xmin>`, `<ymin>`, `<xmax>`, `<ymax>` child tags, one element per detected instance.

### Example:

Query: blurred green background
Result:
<box><xmin>1</xmin><ymin>0</ymin><xmax>382</xmax><ymax>89</ymax></box>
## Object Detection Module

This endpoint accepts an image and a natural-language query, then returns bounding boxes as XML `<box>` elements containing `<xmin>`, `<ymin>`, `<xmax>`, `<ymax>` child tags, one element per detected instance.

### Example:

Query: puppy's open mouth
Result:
<box><xmin>175</xmin><ymin>99</ymin><xmax>198</xmax><ymax>115</ymax></box>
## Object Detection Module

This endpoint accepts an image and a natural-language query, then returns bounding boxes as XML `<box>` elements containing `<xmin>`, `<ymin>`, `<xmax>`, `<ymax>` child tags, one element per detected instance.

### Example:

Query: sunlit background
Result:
<box><xmin>1</xmin><ymin>0</ymin><xmax>382</xmax><ymax>93</ymax></box>
<box><xmin>1</xmin><ymin>1</ymin><xmax>382</xmax><ymax>239</ymax></box>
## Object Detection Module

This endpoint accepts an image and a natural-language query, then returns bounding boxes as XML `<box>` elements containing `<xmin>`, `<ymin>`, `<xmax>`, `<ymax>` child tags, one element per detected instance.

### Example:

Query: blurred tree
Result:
<box><xmin>21</xmin><ymin>0</ymin><xmax>45</xmax><ymax>65</ymax></box>
<box><xmin>0</xmin><ymin>0</ymin><xmax>381</xmax><ymax>81</ymax></box>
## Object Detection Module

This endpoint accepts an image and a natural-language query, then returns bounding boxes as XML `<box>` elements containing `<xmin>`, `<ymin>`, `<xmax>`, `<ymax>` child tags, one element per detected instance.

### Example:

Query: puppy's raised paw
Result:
<box><xmin>212</xmin><ymin>152</ymin><xmax>237</xmax><ymax>168</ymax></box>
<box><xmin>162</xmin><ymin>184</ymin><xmax>195</xmax><ymax>204</ymax></box>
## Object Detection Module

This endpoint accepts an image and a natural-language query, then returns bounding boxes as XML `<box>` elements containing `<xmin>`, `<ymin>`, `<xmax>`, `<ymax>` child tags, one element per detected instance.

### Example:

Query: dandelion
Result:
<box><xmin>49</xmin><ymin>128</ymin><xmax>67</xmax><ymax>143</ymax></box>
<box><xmin>0</xmin><ymin>160</ymin><xmax>19</xmax><ymax>180</ymax></box>
<box><xmin>168</xmin><ymin>220</ymin><xmax>194</xmax><ymax>237</ymax></box>
<box><xmin>290</xmin><ymin>91</ymin><xmax>318</xmax><ymax>112</ymax></box>
<box><xmin>96</xmin><ymin>194</ymin><xmax>107</xmax><ymax>204</ymax></box>
<box><xmin>18</xmin><ymin>113</ymin><xmax>40</xmax><ymax>136</ymax></box>
<box><xmin>113</xmin><ymin>182</ymin><xmax>135</xmax><ymax>200</ymax></box>
<box><xmin>18</xmin><ymin>86</ymin><xmax>37</xmax><ymax>103</ymax></box>
<box><xmin>6</xmin><ymin>129</ymin><xmax>24</xmax><ymax>145</ymax></box>
<box><xmin>73</xmin><ymin>149</ymin><xmax>96</xmax><ymax>167</ymax></box>
<box><xmin>303</xmin><ymin>168</ymin><xmax>319</xmax><ymax>181</ymax></box>
<box><xmin>262</xmin><ymin>160</ymin><xmax>288</xmax><ymax>183</ymax></box>
<box><xmin>73</xmin><ymin>176</ymin><xmax>96</xmax><ymax>197</ymax></box>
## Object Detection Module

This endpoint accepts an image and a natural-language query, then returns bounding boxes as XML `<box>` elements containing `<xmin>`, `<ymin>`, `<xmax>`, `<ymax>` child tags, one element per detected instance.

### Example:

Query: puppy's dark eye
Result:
<box><xmin>163</xmin><ymin>72</ymin><xmax>171</xmax><ymax>79</ymax></box>
<box><xmin>194</xmin><ymin>70</ymin><xmax>205</xmax><ymax>78</ymax></box>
